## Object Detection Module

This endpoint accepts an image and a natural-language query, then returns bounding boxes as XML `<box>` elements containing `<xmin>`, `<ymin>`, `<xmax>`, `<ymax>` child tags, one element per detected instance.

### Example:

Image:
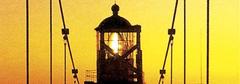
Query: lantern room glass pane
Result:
<box><xmin>103</xmin><ymin>32</ymin><xmax>136</xmax><ymax>56</ymax></box>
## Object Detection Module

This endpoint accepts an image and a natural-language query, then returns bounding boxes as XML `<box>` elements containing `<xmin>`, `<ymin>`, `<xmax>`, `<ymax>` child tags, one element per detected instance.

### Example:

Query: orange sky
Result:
<box><xmin>0</xmin><ymin>0</ymin><xmax>239</xmax><ymax>84</ymax></box>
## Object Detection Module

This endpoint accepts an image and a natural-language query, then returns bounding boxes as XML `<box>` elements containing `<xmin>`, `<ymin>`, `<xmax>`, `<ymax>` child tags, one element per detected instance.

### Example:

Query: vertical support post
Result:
<box><xmin>136</xmin><ymin>31</ymin><xmax>142</xmax><ymax>84</ymax></box>
<box><xmin>26</xmin><ymin>0</ymin><xmax>29</xmax><ymax>83</ymax></box>
<box><xmin>206</xmin><ymin>0</ymin><xmax>210</xmax><ymax>84</ymax></box>
<box><xmin>98</xmin><ymin>32</ymin><xmax>105</xmax><ymax>84</ymax></box>
<box><xmin>96</xmin><ymin>32</ymin><xmax>100</xmax><ymax>84</ymax></box>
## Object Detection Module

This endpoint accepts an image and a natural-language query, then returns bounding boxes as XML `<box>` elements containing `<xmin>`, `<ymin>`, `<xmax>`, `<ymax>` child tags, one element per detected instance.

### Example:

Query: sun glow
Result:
<box><xmin>111</xmin><ymin>33</ymin><xmax>119</xmax><ymax>53</ymax></box>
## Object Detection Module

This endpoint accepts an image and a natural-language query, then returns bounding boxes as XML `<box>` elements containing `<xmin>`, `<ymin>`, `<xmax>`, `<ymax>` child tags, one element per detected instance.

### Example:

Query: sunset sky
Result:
<box><xmin>0</xmin><ymin>0</ymin><xmax>239</xmax><ymax>84</ymax></box>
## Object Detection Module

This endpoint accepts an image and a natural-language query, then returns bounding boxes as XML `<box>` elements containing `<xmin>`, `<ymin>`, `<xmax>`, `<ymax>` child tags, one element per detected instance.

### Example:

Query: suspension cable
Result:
<box><xmin>59</xmin><ymin>0</ymin><xmax>66</xmax><ymax>28</ymax></box>
<box><xmin>58</xmin><ymin>0</ymin><xmax>80</xmax><ymax>83</ymax></box>
<box><xmin>64</xmin><ymin>42</ymin><xmax>67</xmax><ymax>84</ymax></box>
<box><xmin>158</xmin><ymin>0</ymin><xmax>179</xmax><ymax>83</ymax></box>
<box><xmin>50</xmin><ymin>0</ymin><xmax>53</xmax><ymax>83</ymax></box>
<box><xmin>170</xmin><ymin>0</ymin><xmax>179</xmax><ymax>29</ymax></box>
<box><xmin>206</xmin><ymin>0</ymin><xmax>210</xmax><ymax>84</ymax></box>
<box><xmin>170</xmin><ymin>41</ymin><xmax>173</xmax><ymax>84</ymax></box>
<box><xmin>26</xmin><ymin>0</ymin><xmax>29</xmax><ymax>83</ymax></box>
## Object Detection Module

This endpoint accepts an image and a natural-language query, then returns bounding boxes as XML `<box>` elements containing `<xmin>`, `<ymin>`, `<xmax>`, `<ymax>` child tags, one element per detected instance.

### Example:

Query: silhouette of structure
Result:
<box><xmin>84</xmin><ymin>4</ymin><xmax>143</xmax><ymax>84</ymax></box>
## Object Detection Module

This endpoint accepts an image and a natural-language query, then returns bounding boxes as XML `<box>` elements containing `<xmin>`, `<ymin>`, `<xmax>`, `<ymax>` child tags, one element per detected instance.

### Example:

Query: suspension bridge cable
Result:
<box><xmin>64</xmin><ymin>43</ymin><xmax>67</xmax><ymax>84</ymax></box>
<box><xmin>163</xmin><ymin>0</ymin><xmax>179</xmax><ymax>74</ymax></box>
<box><xmin>65</xmin><ymin>38</ymin><xmax>77</xmax><ymax>69</ymax></box>
<box><xmin>158</xmin><ymin>0</ymin><xmax>179</xmax><ymax>83</ymax></box>
<box><xmin>162</xmin><ymin>38</ymin><xmax>173</xmax><ymax>69</ymax></box>
<box><xmin>170</xmin><ymin>41</ymin><xmax>173</xmax><ymax>84</ymax></box>
<box><xmin>58</xmin><ymin>0</ymin><xmax>80</xmax><ymax>83</ymax></box>
<box><xmin>26</xmin><ymin>0</ymin><xmax>29</xmax><ymax>83</ymax></box>
<box><xmin>207</xmin><ymin>0</ymin><xmax>210</xmax><ymax>84</ymax></box>
<box><xmin>161</xmin><ymin>0</ymin><xmax>179</xmax><ymax>70</ymax></box>
<box><xmin>170</xmin><ymin>0</ymin><xmax>179</xmax><ymax>29</ymax></box>
<box><xmin>66</xmin><ymin>37</ymin><xmax>80</xmax><ymax>84</ymax></box>
<box><xmin>58</xmin><ymin>0</ymin><xmax>66</xmax><ymax>28</ymax></box>
<box><xmin>50</xmin><ymin>0</ymin><xmax>53</xmax><ymax>83</ymax></box>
